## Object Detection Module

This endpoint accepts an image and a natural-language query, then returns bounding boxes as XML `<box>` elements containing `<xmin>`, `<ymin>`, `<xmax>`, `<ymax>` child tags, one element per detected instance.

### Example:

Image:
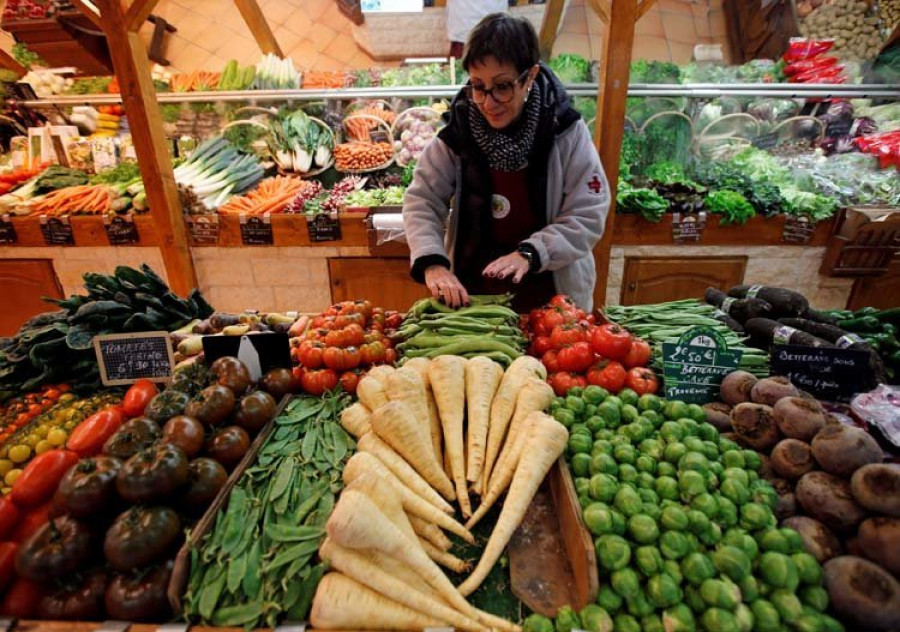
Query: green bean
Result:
<box><xmin>422</xmin><ymin>338</ymin><xmax>522</xmax><ymax>359</ymax></box>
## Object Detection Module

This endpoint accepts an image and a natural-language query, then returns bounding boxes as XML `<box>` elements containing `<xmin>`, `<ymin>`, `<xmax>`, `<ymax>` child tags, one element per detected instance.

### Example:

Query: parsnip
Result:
<box><xmin>385</xmin><ymin>367</ymin><xmax>438</xmax><ymax>464</ymax></box>
<box><xmin>420</xmin><ymin>536</ymin><xmax>470</xmax><ymax>573</ymax></box>
<box><xmin>465</xmin><ymin>356</ymin><xmax>504</xmax><ymax>486</ymax></box>
<box><xmin>429</xmin><ymin>355</ymin><xmax>471</xmax><ymax>517</ymax></box>
<box><xmin>409</xmin><ymin>514</ymin><xmax>453</xmax><ymax>551</ymax></box>
<box><xmin>403</xmin><ymin>357</ymin><xmax>443</xmax><ymax>463</ymax></box>
<box><xmin>340</xmin><ymin>402</ymin><xmax>371</xmax><ymax>438</ymax></box>
<box><xmin>370</xmin><ymin>401</ymin><xmax>456</xmax><ymax>501</ymax></box>
<box><xmin>357</xmin><ymin>374</ymin><xmax>389</xmax><ymax>411</ymax></box>
<box><xmin>366</xmin><ymin>364</ymin><xmax>396</xmax><ymax>384</ymax></box>
<box><xmin>458</xmin><ymin>413</ymin><xmax>568</xmax><ymax>596</ymax></box>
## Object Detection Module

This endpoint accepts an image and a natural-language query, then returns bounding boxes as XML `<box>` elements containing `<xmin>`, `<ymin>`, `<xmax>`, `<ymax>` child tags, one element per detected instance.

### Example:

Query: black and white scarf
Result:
<box><xmin>467</xmin><ymin>81</ymin><xmax>543</xmax><ymax>171</ymax></box>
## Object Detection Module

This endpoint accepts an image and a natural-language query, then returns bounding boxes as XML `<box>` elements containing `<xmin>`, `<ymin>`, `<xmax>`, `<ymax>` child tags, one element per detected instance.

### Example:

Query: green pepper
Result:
<box><xmin>875</xmin><ymin>307</ymin><xmax>900</xmax><ymax>325</ymax></box>
<box><xmin>838</xmin><ymin>315</ymin><xmax>881</xmax><ymax>332</ymax></box>
<box><xmin>882</xmin><ymin>323</ymin><xmax>898</xmax><ymax>336</ymax></box>
<box><xmin>856</xmin><ymin>306</ymin><xmax>881</xmax><ymax>316</ymax></box>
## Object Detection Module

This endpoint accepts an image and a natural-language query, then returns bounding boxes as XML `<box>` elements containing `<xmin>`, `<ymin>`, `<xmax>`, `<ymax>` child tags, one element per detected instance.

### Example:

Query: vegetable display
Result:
<box><xmin>175</xmin><ymin>136</ymin><xmax>266</xmax><ymax>211</ymax></box>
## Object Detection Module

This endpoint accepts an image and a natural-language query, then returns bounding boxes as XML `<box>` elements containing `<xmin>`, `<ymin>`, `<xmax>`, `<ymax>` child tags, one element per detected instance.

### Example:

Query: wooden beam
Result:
<box><xmin>233</xmin><ymin>0</ymin><xmax>284</xmax><ymax>57</ymax></box>
<box><xmin>636</xmin><ymin>0</ymin><xmax>659</xmax><ymax>21</ymax></box>
<box><xmin>125</xmin><ymin>0</ymin><xmax>159</xmax><ymax>32</ymax></box>
<box><xmin>0</xmin><ymin>49</ymin><xmax>26</xmax><ymax>76</ymax></box>
<box><xmin>592</xmin><ymin>0</ymin><xmax>639</xmax><ymax>310</ymax></box>
<box><xmin>70</xmin><ymin>0</ymin><xmax>103</xmax><ymax>29</ymax></box>
<box><xmin>587</xmin><ymin>0</ymin><xmax>610</xmax><ymax>25</ymax></box>
<box><xmin>94</xmin><ymin>0</ymin><xmax>198</xmax><ymax>297</ymax></box>
<box><xmin>538</xmin><ymin>0</ymin><xmax>566</xmax><ymax>60</ymax></box>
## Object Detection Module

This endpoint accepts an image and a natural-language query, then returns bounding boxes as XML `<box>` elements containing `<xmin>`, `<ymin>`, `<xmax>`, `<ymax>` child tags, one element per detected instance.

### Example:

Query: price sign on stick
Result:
<box><xmin>771</xmin><ymin>345</ymin><xmax>870</xmax><ymax>402</ymax></box>
<box><xmin>663</xmin><ymin>326</ymin><xmax>743</xmax><ymax>403</ymax></box>
<box><xmin>94</xmin><ymin>332</ymin><xmax>174</xmax><ymax>386</ymax></box>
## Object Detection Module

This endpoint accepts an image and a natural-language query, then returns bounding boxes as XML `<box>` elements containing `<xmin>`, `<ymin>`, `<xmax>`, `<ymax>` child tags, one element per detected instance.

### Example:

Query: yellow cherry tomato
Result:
<box><xmin>34</xmin><ymin>440</ymin><xmax>53</xmax><ymax>455</ymax></box>
<box><xmin>47</xmin><ymin>428</ymin><xmax>68</xmax><ymax>446</ymax></box>
<box><xmin>8</xmin><ymin>444</ymin><xmax>31</xmax><ymax>464</ymax></box>
<box><xmin>0</xmin><ymin>459</ymin><xmax>12</xmax><ymax>477</ymax></box>
<box><xmin>4</xmin><ymin>469</ymin><xmax>22</xmax><ymax>486</ymax></box>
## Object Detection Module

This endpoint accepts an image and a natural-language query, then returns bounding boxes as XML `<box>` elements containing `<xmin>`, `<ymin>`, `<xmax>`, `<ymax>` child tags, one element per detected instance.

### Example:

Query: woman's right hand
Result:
<box><xmin>424</xmin><ymin>265</ymin><xmax>470</xmax><ymax>308</ymax></box>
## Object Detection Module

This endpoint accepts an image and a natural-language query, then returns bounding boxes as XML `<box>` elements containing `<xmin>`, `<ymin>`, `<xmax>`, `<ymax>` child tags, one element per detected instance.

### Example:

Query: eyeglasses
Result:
<box><xmin>465</xmin><ymin>69</ymin><xmax>530</xmax><ymax>104</ymax></box>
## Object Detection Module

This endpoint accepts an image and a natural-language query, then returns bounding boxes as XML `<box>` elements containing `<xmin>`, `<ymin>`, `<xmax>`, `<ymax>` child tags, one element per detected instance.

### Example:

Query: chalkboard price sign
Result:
<box><xmin>782</xmin><ymin>215</ymin><xmax>816</xmax><ymax>244</ymax></box>
<box><xmin>240</xmin><ymin>213</ymin><xmax>274</xmax><ymax>245</ymax></box>
<box><xmin>187</xmin><ymin>215</ymin><xmax>220</xmax><ymax>245</ymax></box>
<box><xmin>94</xmin><ymin>332</ymin><xmax>174</xmax><ymax>386</ymax></box>
<box><xmin>663</xmin><ymin>326</ymin><xmax>743</xmax><ymax>403</ymax></box>
<box><xmin>104</xmin><ymin>214</ymin><xmax>139</xmax><ymax>245</ymax></box>
<box><xmin>672</xmin><ymin>212</ymin><xmax>707</xmax><ymax>243</ymax></box>
<box><xmin>0</xmin><ymin>214</ymin><xmax>16</xmax><ymax>244</ymax></box>
<box><xmin>40</xmin><ymin>215</ymin><xmax>74</xmax><ymax>246</ymax></box>
<box><xmin>308</xmin><ymin>212</ymin><xmax>342</xmax><ymax>242</ymax></box>
<box><xmin>771</xmin><ymin>344</ymin><xmax>870</xmax><ymax>402</ymax></box>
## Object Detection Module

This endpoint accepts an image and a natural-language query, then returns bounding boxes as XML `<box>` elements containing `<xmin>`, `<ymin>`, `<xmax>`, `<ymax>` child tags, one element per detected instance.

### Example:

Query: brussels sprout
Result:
<box><xmin>598</xmin><ymin>402</ymin><xmax>621</xmax><ymax>426</ymax></box>
<box><xmin>575</xmin><ymin>477</ymin><xmax>590</xmax><ymax>497</ymax></box>
<box><xmin>700</xmin><ymin>578</ymin><xmax>741</xmax><ymax>610</ymax></box>
<box><xmin>655</xmin><ymin>476</ymin><xmax>680</xmax><ymax>501</ymax></box>
<box><xmin>679</xmin><ymin>470</ymin><xmax>708</xmax><ymax>500</ymax></box>
<box><xmin>593</xmin><ymin>440</ymin><xmax>614</xmax><ymax>456</ymax></box>
<box><xmin>701</xmin><ymin>607</ymin><xmax>740</xmax><ymax>632</ymax></box>
<box><xmin>628</xmin><ymin>514</ymin><xmax>659</xmax><ymax>544</ymax></box>
<box><xmin>566</xmin><ymin>395</ymin><xmax>586</xmax><ymax>414</ymax></box>
<box><xmin>697</xmin><ymin>421</ymin><xmax>718</xmax><ymax>441</ymax></box>
<box><xmin>648</xmin><ymin>573</ymin><xmax>683</xmax><ymax>608</ymax></box>
<box><xmin>524</xmin><ymin>614</ymin><xmax>555</xmax><ymax>632</ymax></box>
<box><xmin>612</xmin><ymin>613</ymin><xmax>640</xmax><ymax>632</ymax></box>
<box><xmin>687</xmin><ymin>509</ymin><xmax>712</xmax><ymax>536</ymax></box>
<box><xmin>605</xmin><ymin>395</ymin><xmax>623</xmax><ymax>409</ymax></box>
<box><xmin>596</xmin><ymin>534</ymin><xmax>632</xmax><ymax>571</ymax></box>
<box><xmin>579</xmin><ymin>604</ymin><xmax>613</xmax><ymax>632</ymax></box>
<box><xmin>665</xmin><ymin>442</ymin><xmax>689</xmax><ymax>465</ymax></box>
<box><xmin>680</xmin><ymin>451</ymin><xmax>711</xmax><ymax>474</ymax></box>
<box><xmin>635</xmin><ymin>545</ymin><xmax>664</xmax><ymax>576</ymax></box>
<box><xmin>684</xmin><ymin>533</ymin><xmax>702</xmax><ymax>555</ymax></box>
<box><xmin>554</xmin><ymin>408</ymin><xmax>576</xmax><ymax>427</ymax></box>
<box><xmin>635</xmin><ymin>455</ymin><xmax>656</xmax><ymax>474</ymax></box>
<box><xmin>613</xmin><ymin>443</ymin><xmax>637</xmax><ymax>465</ymax></box>
<box><xmin>641</xmin><ymin>412</ymin><xmax>662</xmax><ymax>428</ymax></box>
<box><xmin>614</xmin><ymin>486</ymin><xmax>643</xmax><ymax>517</ymax></box>
<box><xmin>641</xmin><ymin>614</ymin><xmax>664</xmax><ymax>632</ymax></box>
<box><xmin>794</xmin><ymin>613</ymin><xmax>829</xmax><ymax>632</ymax></box>
<box><xmin>770</xmin><ymin>589</ymin><xmax>803</xmax><ymax>624</ymax></box>
<box><xmin>662</xmin><ymin>604</ymin><xmax>697</xmax><ymax>632</ymax></box>
<box><xmin>660</xmin><ymin>421</ymin><xmax>684</xmax><ymax>443</ymax></box>
<box><xmin>586</xmin><ymin>415</ymin><xmax>607</xmax><ymax>433</ymax></box>
<box><xmin>595</xmin><ymin>429</ymin><xmax>615</xmax><ymax>441</ymax></box>
<box><xmin>742</xmin><ymin>450</ymin><xmax>762</xmax><ymax>471</ymax></box>
<box><xmin>709</xmin><ymin>461</ymin><xmax>725</xmax><ymax>478</ymax></box>
<box><xmin>663</xmin><ymin>559</ymin><xmax>683</xmax><ymax>585</ymax></box>
<box><xmin>661</xmin><ymin>505</ymin><xmax>689</xmax><ymax>531</ymax></box>
<box><xmin>556</xmin><ymin>605</ymin><xmax>582</xmax><ymax>632</ymax></box>
<box><xmin>621</xmin><ymin>423</ymin><xmax>646</xmax><ymax>444</ymax></box>
<box><xmin>721</xmin><ymin>450</ymin><xmax>745</xmax><ymax>469</ymax></box>
<box><xmin>713</xmin><ymin>545</ymin><xmax>752</xmax><ymax>582</ymax></box>
<box><xmin>780</xmin><ymin>528</ymin><xmax>804</xmax><ymax>554</ymax></box>
<box><xmin>618</xmin><ymin>464</ymin><xmax>638</xmax><ymax>484</ymax></box>
<box><xmin>799</xmin><ymin>585</ymin><xmax>828</xmax><ymax>612</ymax></box>
<box><xmin>792</xmin><ymin>552</ymin><xmax>822</xmax><ymax>586</ymax></box>
<box><xmin>739</xmin><ymin>502</ymin><xmax>773</xmax><ymax>531</ymax></box>
<box><xmin>757</xmin><ymin>529</ymin><xmax>790</xmax><ymax>554</ymax></box>
<box><xmin>589</xmin><ymin>473</ymin><xmax>619</xmax><ymax>503</ymax></box>
<box><xmin>749</xmin><ymin>481</ymin><xmax>778</xmax><ymax>510</ymax></box>
<box><xmin>610</xmin><ymin>510</ymin><xmax>627</xmax><ymax>536</ymax></box>
<box><xmin>572</xmin><ymin>424</ymin><xmax>592</xmax><ymax>438</ymax></box>
<box><xmin>579</xmin><ymin>495</ymin><xmax>592</xmax><ymax>509</ymax></box>
<box><xmin>615</xmin><ymin>388</ymin><xmax>635</xmax><ymax>406</ymax></box>
<box><xmin>572</xmin><ymin>453</ymin><xmax>592</xmax><ymax>477</ymax></box>
<box><xmin>759</xmin><ymin>552</ymin><xmax>799</xmax><ymax>590</ymax></box>
<box><xmin>590</xmin><ymin>453</ymin><xmax>619</xmax><ymax>476</ymax></box>
<box><xmin>750</xmin><ymin>599</ymin><xmax>781</xmax><ymax>632</ymax></box>
<box><xmin>683</xmin><ymin>435</ymin><xmax>704</xmax><ymax>452</ymax></box>
<box><xmin>584</xmin><ymin>503</ymin><xmax>616</xmax><ymax>536</ymax></box>
<box><xmin>720</xmin><ymin>479</ymin><xmax>750</xmax><ymax>505</ymax></box>
<box><xmin>656</xmin><ymin>461</ymin><xmax>676</xmax><ymax>477</ymax></box>
<box><xmin>716</xmin><ymin>497</ymin><xmax>739</xmax><ymax>527</ymax></box>
<box><xmin>738</xmin><ymin>575</ymin><xmax>759</xmax><ymax>602</ymax></box>
<box><xmin>734</xmin><ymin>604</ymin><xmax>753</xmax><ymax>632</ymax></box>
<box><xmin>691</xmin><ymin>493</ymin><xmax>719</xmax><ymax>518</ymax></box>
<box><xmin>638</xmin><ymin>393</ymin><xmax>663</xmax><ymax>413</ymax></box>
<box><xmin>685</xmin><ymin>584</ymin><xmax>706</xmax><ymax>613</ymax></box>
<box><xmin>701</xmin><ymin>441</ymin><xmax>721</xmax><ymax>461</ymax></box>
<box><xmin>637</xmin><ymin>438</ymin><xmax>663</xmax><ymax>459</ymax></box>
<box><xmin>819</xmin><ymin>614</ymin><xmax>845</xmax><ymax>632</ymax></box>
<box><xmin>637</xmin><ymin>472</ymin><xmax>656</xmax><ymax>490</ymax></box>
<box><xmin>642</xmin><ymin>502</ymin><xmax>662</xmax><ymax>522</ymax></box>
<box><xmin>620</xmin><ymin>404</ymin><xmax>640</xmax><ymax>424</ymax></box>
<box><xmin>625</xmin><ymin>588</ymin><xmax>654</xmax><ymax>618</ymax></box>
<box><xmin>638</xmin><ymin>488</ymin><xmax>659</xmax><ymax>505</ymax></box>
<box><xmin>722</xmin><ymin>467</ymin><xmax>750</xmax><ymax>486</ymax></box>
<box><xmin>610</xmin><ymin>567</ymin><xmax>641</xmax><ymax>599</ymax></box>
<box><xmin>665</xmin><ymin>400</ymin><xmax>689</xmax><ymax>420</ymax></box>
<box><xmin>660</xmin><ymin>530</ymin><xmax>691</xmax><ymax>560</ymax></box>
<box><xmin>698</xmin><ymin>522</ymin><xmax>723</xmax><ymax>546</ymax></box>
<box><xmin>597</xmin><ymin>585</ymin><xmax>623</xmax><ymax>614</ymax></box>
<box><xmin>682</xmin><ymin>552</ymin><xmax>716</xmax><ymax>586</ymax></box>
<box><xmin>583</xmin><ymin>385</ymin><xmax>608</xmax><ymax>405</ymax></box>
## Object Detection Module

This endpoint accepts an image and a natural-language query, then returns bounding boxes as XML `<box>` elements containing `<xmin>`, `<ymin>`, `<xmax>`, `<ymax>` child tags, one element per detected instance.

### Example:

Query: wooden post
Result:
<box><xmin>0</xmin><ymin>49</ymin><xmax>26</xmax><ymax>76</ymax></box>
<box><xmin>591</xmin><ymin>0</ymin><xmax>639</xmax><ymax>309</ymax></box>
<box><xmin>70</xmin><ymin>0</ymin><xmax>103</xmax><ymax>28</ymax></box>
<box><xmin>587</xmin><ymin>0</ymin><xmax>610</xmax><ymax>25</ymax></box>
<box><xmin>125</xmin><ymin>0</ymin><xmax>159</xmax><ymax>31</ymax></box>
<box><xmin>233</xmin><ymin>0</ymin><xmax>284</xmax><ymax>57</ymax></box>
<box><xmin>94</xmin><ymin>0</ymin><xmax>198</xmax><ymax>297</ymax></box>
<box><xmin>539</xmin><ymin>0</ymin><xmax>566</xmax><ymax>60</ymax></box>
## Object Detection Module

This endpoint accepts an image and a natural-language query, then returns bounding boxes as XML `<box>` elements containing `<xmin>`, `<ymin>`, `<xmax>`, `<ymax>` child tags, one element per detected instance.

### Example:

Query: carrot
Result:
<box><xmin>409</xmin><ymin>514</ymin><xmax>452</xmax><ymax>551</ymax></box>
<box><xmin>340</xmin><ymin>402</ymin><xmax>371</xmax><ymax>438</ymax></box>
<box><xmin>318</xmin><ymin>539</ymin><xmax>487</xmax><ymax>632</ymax></box>
<box><xmin>384</xmin><ymin>367</ymin><xmax>438</xmax><ymax>464</ymax></box>
<box><xmin>458</xmin><ymin>413</ymin><xmax>568</xmax><ymax>596</ymax></box>
<box><xmin>401</xmin><ymin>357</ymin><xmax>443</xmax><ymax>470</ymax></box>
<box><xmin>465</xmin><ymin>356</ymin><xmax>504</xmax><ymax>486</ymax></box>
<box><xmin>357</xmin><ymin>432</ymin><xmax>453</xmax><ymax>514</ymax></box>
<box><xmin>311</xmin><ymin>572</ymin><xmax>445</xmax><ymax>630</ymax></box>
<box><xmin>357</xmin><ymin>374</ymin><xmax>389</xmax><ymax>411</ymax></box>
<box><xmin>428</xmin><ymin>355</ymin><xmax>471</xmax><ymax>517</ymax></box>
<box><xmin>343</xmin><ymin>452</ymin><xmax>473</xmax><ymax>543</ymax></box>
<box><xmin>370</xmin><ymin>401</ymin><xmax>455</xmax><ymax>502</ymax></box>
<box><xmin>420</xmin><ymin>536</ymin><xmax>470</xmax><ymax>573</ymax></box>
<box><xmin>482</xmin><ymin>356</ymin><xmax>547</xmax><ymax>494</ymax></box>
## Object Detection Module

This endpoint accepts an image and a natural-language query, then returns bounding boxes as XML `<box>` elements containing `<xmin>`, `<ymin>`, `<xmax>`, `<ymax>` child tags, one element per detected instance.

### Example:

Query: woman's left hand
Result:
<box><xmin>483</xmin><ymin>251</ymin><xmax>529</xmax><ymax>284</ymax></box>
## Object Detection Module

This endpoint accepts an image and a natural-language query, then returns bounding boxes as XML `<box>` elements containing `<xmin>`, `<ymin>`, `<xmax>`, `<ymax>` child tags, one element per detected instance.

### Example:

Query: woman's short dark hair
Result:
<box><xmin>462</xmin><ymin>13</ymin><xmax>540</xmax><ymax>74</ymax></box>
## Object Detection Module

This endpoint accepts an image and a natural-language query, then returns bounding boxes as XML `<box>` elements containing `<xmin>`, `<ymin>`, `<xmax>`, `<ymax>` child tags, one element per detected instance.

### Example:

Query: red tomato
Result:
<box><xmin>0</xmin><ymin>497</ymin><xmax>23</xmax><ymax>540</ymax></box>
<box><xmin>341</xmin><ymin>324</ymin><xmax>366</xmax><ymax>347</ymax></box>
<box><xmin>531</xmin><ymin>335</ymin><xmax>553</xmax><ymax>357</ymax></box>
<box><xmin>385</xmin><ymin>312</ymin><xmax>404</xmax><ymax>329</ymax></box>
<box><xmin>541</xmin><ymin>349</ymin><xmax>560</xmax><ymax>374</ymax></box>
<box><xmin>11</xmin><ymin>502</ymin><xmax>51</xmax><ymax>543</ymax></box>
<box><xmin>622</xmin><ymin>338</ymin><xmax>652</xmax><ymax>369</ymax></box>
<box><xmin>301</xmin><ymin>369</ymin><xmax>339</xmax><ymax>396</ymax></box>
<box><xmin>546</xmin><ymin>372</ymin><xmax>587</xmax><ymax>397</ymax></box>
<box><xmin>549</xmin><ymin>295</ymin><xmax>577</xmax><ymax>310</ymax></box>
<box><xmin>334</xmin><ymin>313</ymin><xmax>366</xmax><ymax>329</ymax></box>
<box><xmin>0</xmin><ymin>577</ymin><xmax>44</xmax><ymax>618</ymax></box>
<box><xmin>626</xmin><ymin>367</ymin><xmax>659</xmax><ymax>395</ymax></box>
<box><xmin>384</xmin><ymin>348</ymin><xmax>397</xmax><ymax>364</ymax></box>
<box><xmin>360</xmin><ymin>342</ymin><xmax>386</xmax><ymax>366</ymax></box>
<box><xmin>550</xmin><ymin>324</ymin><xmax>587</xmax><ymax>350</ymax></box>
<box><xmin>298</xmin><ymin>341</ymin><xmax>326</xmax><ymax>369</ymax></box>
<box><xmin>323</xmin><ymin>346</ymin><xmax>361</xmax><ymax>371</ymax></box>
<box><xmin>540</xmin><ymin>308</ymin><xmax>567</xmax><ymax>332</ymax></box>
<box><xmin>11</xmin><ymin>449</ymin><xmax>79</xmax><ymax>508</ymax></box>
<box><xmin>121</xmin><ymin>379</ymin><xmax>158</xmax><ymax>418</ymax></box>
<box><xmin>65</xmin><ymin>407</ymin><xmax>124</xmax><ymax>457</ymax></box>
<box><xmin>590</xmin><ymin>324</ymin><xmax>633</xmax><ymax>361</ymax></box>
<box><xmin>0</xmin><ymin>542</ymin><xmax>17</xmax><ymax>593</ymax></box>
<box><xmin>324</xmin><ymin>329</ymin><xmax>348</xmax><ymax>348</ymax></box>
<box><xmin>587</xmin><ymin>360</ymin><xmax>628</xmax><ymax>393</ymax></box>
<box><xmin>339</xmin><ymin>369</ymin><xmax>363</xmax><ymax>395</ymax></box>
<box><xmin>557</xmin><ymin>341</ymin><xmax>594</xmax><ymax>373</ymax></box>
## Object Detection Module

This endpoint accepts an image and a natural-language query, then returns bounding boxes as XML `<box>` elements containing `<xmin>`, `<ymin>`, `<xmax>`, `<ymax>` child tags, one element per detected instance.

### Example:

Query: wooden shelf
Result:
<box><xmin>191</xmin><ymin>213</ymin><xmax>369</xmax><ymax>248</ymax></box>
<box><xmin>611</xmin><ymin>214</ymin><xmax>835</xmax><ymax>247</ymax></box>
<box><xmin>5</xmin><ymin>214</ymin><xmax>160</xmax><ymax>247</ymax></box>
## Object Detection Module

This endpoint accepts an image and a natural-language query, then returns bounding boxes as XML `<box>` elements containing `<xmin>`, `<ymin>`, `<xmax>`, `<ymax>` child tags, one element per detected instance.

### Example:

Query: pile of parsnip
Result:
<box><xmin>309</xmin><ymin>355</ymin><xmax>569</xmax><ymax>632</ymax></box>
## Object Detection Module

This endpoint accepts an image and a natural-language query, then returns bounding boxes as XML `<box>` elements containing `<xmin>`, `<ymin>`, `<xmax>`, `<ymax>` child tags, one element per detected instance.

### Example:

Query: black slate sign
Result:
<box><xmin>752</xmin><ymin>132</ymin><xmax>779</xmax><ymax>150</ymax></box>
<box><xmin>40</xmin><ymin>216</ymin><xmax>74</xmax><ymax>245</ymax></box>
<box><xmin>0</xmin><ymin>214</ymin><xmax>16</xmax><ymax>244</ymax></box>
<box><xmin>240</xmin><ymin>214</ymin><xmax>273</xmax><ymax>245</ymax></box>
<box><xmin>104</xmin><ymin>214</ymin><xmax>139</xmax><ymax>245</ymax></box>
<box><xmin>672</xmin><ymin>212</ymin><xmax>707</xmax><ymax>243</ymax></box>
<box><xmin>825</xmin><ymin>118</ymin><xmax>853</xmax><ymax>139</ymax></box>
<box><xmin>94</xmin><ymin>332</ymin><xmax>174</xmax><ymax>386</ymax></box>
<box><xmin>663</xmin><ymin>326</ymin><xmax>743</xmax><ymax>403</ymax></box>
<box><xmin>308</xmin><ymin>212</ymin><xmax>341</xmax><ymax>242</ymax></box>
<box><xmin>187</xmin><ymin>215</ymin><xmax>220</xmax><ymax>245</ymax></box>
<box><xmin>771</xmin><ymin>344</ymin><xmax>870</xmax><ymax>402</ymax></box>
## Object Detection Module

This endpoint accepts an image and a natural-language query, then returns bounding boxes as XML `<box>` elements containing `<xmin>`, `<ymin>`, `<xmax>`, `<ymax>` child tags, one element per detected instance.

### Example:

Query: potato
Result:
<box><xmin>750</xmin><ymin>376</ymin><xmax>799</xmax><ymax>406</ymax></box>
<box><xmin>730</xmin><ymin>403</ymin><xmax>780</xmax><ymax>452</ymax></box>
<box><xmin>857</xmin><ymin>517</ymin><xmax>900</xmax><ymax>575</ymax></box>
<box><xmin>719</xmin><ymin>371</ymin><xmax>757</xmax><ymax>406</ymax></box>
<box><xmin>796</xmin><ymin>471</ymin><xmax>867</xmax><ymax>533</ymax></box>
<box><xmin>781</xmin><ymin>515</ymin><xmax>843</xmax><ymax>563</ymax></box>
<box><xmin>824</xmin><ymin>556</ymin><xmax>900</xmax><ymax>632</ymax></box>
<box><xmin>770</xmin><ymin>439</ymin><xmax>816</xmax><ymax>481</ymax></box>
<box><xmin>851</xmin><ymin>463</ymin><xmax>900</xmax><ymax>517</ymax></box>
<box><xmin>811</xmin><ymin>423</ymin><xmax>882</xmax><ymax>478</ymax></box>
<box><xmin>773</xmin><ymin>397</ymin><xmax>826</xmax><ymax>442</ymax></box>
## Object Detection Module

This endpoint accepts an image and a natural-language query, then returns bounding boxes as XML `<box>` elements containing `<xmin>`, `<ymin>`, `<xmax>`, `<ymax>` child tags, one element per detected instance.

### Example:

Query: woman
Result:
<box><xmin>402</xmin><ymin>13</ymin><xmax>610</xmax><ymax>312</ymax></box>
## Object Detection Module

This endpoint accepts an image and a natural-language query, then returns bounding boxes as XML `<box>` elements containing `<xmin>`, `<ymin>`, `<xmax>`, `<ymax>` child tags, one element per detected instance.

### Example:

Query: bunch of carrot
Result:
<box><xmin>27</xmin><ymin>185</ymin><xmax>114</xmax><ymax>216</ymax></box>
<box><xmin>170</xmin><ymin>70</ymin><xmax>221</xmax><ymax>92</ymax></box>
<box><xmin>333</xmin><ymin>142</ymin><xmax>392</xmax><ymax>171</ymax></box>
<box><xmin>303</xmin><ymin>70</ymin><xmax>349</xmax><ymax>89</ymax></box>
<box><xmin>216</xmin><ymin>176</ymin><xmax>311</xmax><ymax>215</ymax></box>
<box><xmin>311</xmin><ymin>355</ymin><xmax>568</xmax><ymax>630</ymax></box>
<box><xmin>344</xmin><ymin>107</ymin><xmax>395</xmax><ymax>141</ymax></box>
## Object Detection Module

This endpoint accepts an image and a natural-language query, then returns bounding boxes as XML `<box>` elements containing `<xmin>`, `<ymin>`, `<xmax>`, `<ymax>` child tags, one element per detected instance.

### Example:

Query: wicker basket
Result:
<box><xmin>391</xmin><ymin>106</ymin><xmax>442</xmax><ymax>167</ymax></box>
<box><xmin>336</xmin><ymin>114</ymin><xmax>395</xmax><ymax>174</ymax></box>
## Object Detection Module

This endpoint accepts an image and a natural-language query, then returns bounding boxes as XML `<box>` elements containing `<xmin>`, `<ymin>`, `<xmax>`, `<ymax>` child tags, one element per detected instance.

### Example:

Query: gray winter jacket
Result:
<box><xmin>402</xmin><ymin>101</ymin><xmax>610</xmax><ymax>311</ymax></box>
